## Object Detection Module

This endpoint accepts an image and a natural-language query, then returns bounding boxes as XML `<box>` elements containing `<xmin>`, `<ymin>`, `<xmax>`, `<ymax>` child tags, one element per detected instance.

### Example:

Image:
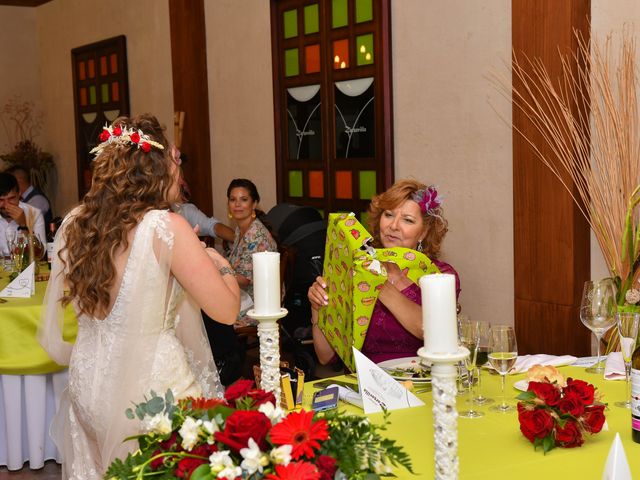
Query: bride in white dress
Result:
<box><xmin>38</xmin><ymin>115</ymin><xmax>240</xmax><ymax>479</ymax></box>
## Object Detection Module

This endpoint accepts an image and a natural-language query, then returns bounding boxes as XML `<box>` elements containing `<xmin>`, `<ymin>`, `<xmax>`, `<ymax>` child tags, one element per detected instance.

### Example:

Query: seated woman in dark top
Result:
<box><xmin>308</xmin><ymin>179</ymin><xmax>460</xmax><ymax>364</ymax></box>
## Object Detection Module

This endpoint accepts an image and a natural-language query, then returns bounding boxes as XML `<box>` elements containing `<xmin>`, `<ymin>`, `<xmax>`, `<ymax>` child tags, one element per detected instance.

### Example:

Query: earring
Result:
<box><xmin>417</xmin><ymin>240</ymin><xmax>424</xmax><ymax>252</ymax></box>
<box><xmin>251</xmin><ymin>211</ymin><xmax>256</xmax><ymax>219</ymax></box>
<box><xmin>228</xmin><ymin>211</ymin><xmax>233</xmax><ymax>219</ymax></box>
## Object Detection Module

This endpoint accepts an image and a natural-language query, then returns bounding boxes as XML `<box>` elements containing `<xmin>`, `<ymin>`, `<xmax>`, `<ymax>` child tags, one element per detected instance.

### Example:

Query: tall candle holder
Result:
<box><xmin>247</xmin><ymin>308</ymin><xmax>288</xmax><ymax>399</ymax></box>
<box><xmin>418</xmin><ymin>346</ymin><xmax>469</xmax><ymax>480</ymax></box>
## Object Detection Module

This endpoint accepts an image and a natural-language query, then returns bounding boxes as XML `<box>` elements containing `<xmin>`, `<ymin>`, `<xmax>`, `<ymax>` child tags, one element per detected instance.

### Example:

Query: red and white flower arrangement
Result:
<box><xmin>105</xmin><ymin>380</ymin><xmax>413</xmax><ymax>480</ymax></box>
<box><xmin>90</xmin><ymin>122</ymin><xmax>164</xmax><ymax>156</ymax></box>
<box><xmin>516</xmin><ymin>370</ymin><xmax>606</xmax><ymax>454</ymax></box>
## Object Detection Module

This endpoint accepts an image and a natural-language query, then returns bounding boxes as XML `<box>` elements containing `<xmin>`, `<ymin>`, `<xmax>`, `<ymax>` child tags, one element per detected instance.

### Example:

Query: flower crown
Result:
<box><xmin>90</xmin><ymin>123</ymin><xmax>164</xmax><ymax>156</ymax></box>
<box><xmin>412</xmin><ymin>185</ymin><xmax>442</xmax><ymax>216</ymax></box>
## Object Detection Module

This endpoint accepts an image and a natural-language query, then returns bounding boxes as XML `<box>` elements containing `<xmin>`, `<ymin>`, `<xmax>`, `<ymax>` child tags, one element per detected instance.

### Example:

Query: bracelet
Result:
<box><xmin>219</xmin><ymin>266</ymin><xmax>235</xmax><ymax>277</ymax></box>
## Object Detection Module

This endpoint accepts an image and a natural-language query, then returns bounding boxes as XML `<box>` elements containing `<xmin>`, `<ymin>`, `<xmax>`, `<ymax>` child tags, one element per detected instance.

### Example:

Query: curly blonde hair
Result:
<box><xmin>367</xmin><ymin>179</ymin><xmax>448</xmax><ymax>259</ymax></box>
<box><xmin>61</xmin><ymin>114</ymin><xmax>175</xmax><ymax>317</ymax></box>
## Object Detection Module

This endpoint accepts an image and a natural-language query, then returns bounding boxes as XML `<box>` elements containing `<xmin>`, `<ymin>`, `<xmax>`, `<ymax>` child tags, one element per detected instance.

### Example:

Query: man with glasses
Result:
<box><xmin>0</xmin><ymin>173</ymin><xmax>46</xmax><ymax>254</ymax></box>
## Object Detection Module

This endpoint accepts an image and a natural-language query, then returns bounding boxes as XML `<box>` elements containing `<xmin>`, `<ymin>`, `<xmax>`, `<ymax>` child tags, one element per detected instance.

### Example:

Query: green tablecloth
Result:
<box><xmin>0</xmin><ymin>273</ymin><xmax>77</xmax><ymax>374</ymax></box>
<box><xmin>307</xmin><ymin>366</ymin><xmax>639</xmax><ymax>479</ymax></box>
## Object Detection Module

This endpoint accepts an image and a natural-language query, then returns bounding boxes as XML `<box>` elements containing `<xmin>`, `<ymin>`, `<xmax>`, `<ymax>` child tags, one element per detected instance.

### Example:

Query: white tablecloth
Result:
<box><xmin>0</xmin><ymin>370</ymin><xmax>67</xmax><ymax>470</ymax></box>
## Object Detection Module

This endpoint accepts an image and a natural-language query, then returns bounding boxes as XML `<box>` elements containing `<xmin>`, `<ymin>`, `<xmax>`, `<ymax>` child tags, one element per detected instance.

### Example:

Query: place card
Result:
<box><xmin>602</xmin><ymin>433</ymin><xmax>631</xmax><ymax>480</ymax></box>
<box><xmin>0</xmin><ymin>262</ymin><xmax>35</xmax><ymax>298</ymax></box>
<box><xmin>353</xmin><ymin>348</ymin><xmax>424</xmax><ymax>414</ymax></box>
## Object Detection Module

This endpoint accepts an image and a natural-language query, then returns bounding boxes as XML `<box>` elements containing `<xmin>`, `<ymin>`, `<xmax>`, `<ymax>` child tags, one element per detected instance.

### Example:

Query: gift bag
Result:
<box><xmin>318</xmin><ymin>213</ymin><xmax>440</xmax><ymax>370</ymax></box>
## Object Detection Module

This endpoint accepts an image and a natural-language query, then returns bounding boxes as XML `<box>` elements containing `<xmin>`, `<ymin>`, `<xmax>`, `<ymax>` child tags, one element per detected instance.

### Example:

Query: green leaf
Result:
<box><xmin>516</xmin><ymin>391</ymin><xmax>536</xmax><ymax>401</ymax></box>
<box><xmin>125</xmin><ymin>408</ymin><xmax>134</xmax><ymax>420</ymax></box>
<box><xmin>165</xmin><ymin>389</ymin><xmax>174</xmax><ymax>408</ymax></box>
<box><xmin>542</xmin><ymin>434</ymin><xmax>555</xmax><ymax>454</ymax></box>
<box><xmin>189</xmin><ymin>464</ymin><xmax>211</xmax><ymax>480</ymax></box>
<box><xmin>147</xmin><ymin>396</ymin><xmax>165</xmax><ymax>415</ymax></box>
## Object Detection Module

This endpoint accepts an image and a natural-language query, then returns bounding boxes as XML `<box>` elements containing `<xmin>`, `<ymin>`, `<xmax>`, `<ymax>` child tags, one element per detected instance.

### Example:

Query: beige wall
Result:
<box><xmin>205</xmin><ymin>0</ymin><xmax>277</xmax><ymax>219</ymax></box>
<box><xmin>35</xmin><ymin>0</ymin><xmax>174</xmax><ymax>215</ymax></box>
<box><xmin>0</xmin><ymin>6</ymin><xmax>41</xmax><ymax>153</ymax></box>
<box><xmin>393</xmin><ymin>0</ymin><xmax>514</xmax><ymax>325</ymax></box>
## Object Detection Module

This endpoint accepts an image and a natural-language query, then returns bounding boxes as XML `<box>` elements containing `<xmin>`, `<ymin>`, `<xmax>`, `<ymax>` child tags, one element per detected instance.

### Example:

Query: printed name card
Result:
<box><xmin>0</xmin><ymin>261</ymin><xmax>35</xmax><ymax>298</ymax></box>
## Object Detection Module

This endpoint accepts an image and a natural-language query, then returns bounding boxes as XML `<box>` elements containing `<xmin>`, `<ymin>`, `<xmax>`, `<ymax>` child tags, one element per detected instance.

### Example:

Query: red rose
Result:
<box><xmin>517</xmin><ymin>404</ymin><xmax>554</xmax><ymax>443</ymax></box>
<box><xmin>528</xmin><ymin>381</ymin><xmax>561</xmax><ymax>406</ymax></box>
<box><xmin>175</xmin><ymin>456</ymin><xmax>206</xmax><ymax>478</ymax></box>
<box><xmin>557</xmin><ymin>391</ymin><xmax>585</xmax><ymax>417</ymax></box>
<box><xmin>130</xmin><ymin>132</ymin><xmax>141</xmax><ymax>143</ymax></box>
<box><xmin>565</xmin><ymin>378</ymin><xmax>595</xmax><ymax>405</ymax></box>
<box><xmin>98</xmin><ymin>129</ymin><xmax>110</xmax><ymax>142</ymax></box>
<box><xmin>248</xmin><ymin>388</ymin><xmax>277</xmax><ymax>406</ymax></box>
<box><xmin>316</xmin><ymin>455</ymin><xmax>338</xmax><ymax>480</ymax></box>
<box><xmin>582</xmin><ymin>404</ymin><xmax>606</xmax><ymax>433</ymax></box>
<box><xmin>555</xmin><ymin>420</ymin><xmax>584</xmax><ymax>448</ymax></box>
<box><xmin>150</xmin><ymin>449</ymin><xmax>165</xmax><ymax>470</ymax></box>
<box><xmin>224</xmin><ymin>379</ymin><xmax>255</xmax><ymax>405</ymax></box>
<box><xmin>141</xmin><ymin>141</ymin><xmax>151</xmax><ymax>153</ymax></box>
<box><xmin>112</xmin><ymin>125</ymin><xmax>122</xmax><ymax>136</ymax></box>
<box><xmin>214</xmin><ymin>410</ymin><xmax>271</xmax><ymax>452</ymax></box>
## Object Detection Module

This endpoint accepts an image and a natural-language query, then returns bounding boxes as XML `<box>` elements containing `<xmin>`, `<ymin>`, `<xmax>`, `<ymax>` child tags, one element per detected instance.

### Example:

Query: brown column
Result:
<box><xmin>169</xmin><ymin>0</ymin><xmax>213</xmax><ymax>215</ymax></box>
<box><xmin>512</xmin><ymin>0</ymin><xmax>591</xmax><ymax>355</ymax></box>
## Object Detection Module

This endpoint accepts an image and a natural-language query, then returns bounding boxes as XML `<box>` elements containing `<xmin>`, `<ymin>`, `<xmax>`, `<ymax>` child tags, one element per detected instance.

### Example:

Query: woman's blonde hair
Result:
<box><xmin>367</xmin><ymin>179</ymin><xmax>448</xmax><ymax>258</ymax></box>
<box><xmin>61</xmin><ymin>114</ymin><xmax>174</xmax><ymax>317</ymax></box>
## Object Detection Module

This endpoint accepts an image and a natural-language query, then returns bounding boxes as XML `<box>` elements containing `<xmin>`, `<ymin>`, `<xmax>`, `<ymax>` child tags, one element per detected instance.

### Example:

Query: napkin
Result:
<box><xmin>511</xmin><ymin>354</ymin><xmax>577</xmax><ymax>374</ymax></box>
<box><xmin>604</xmin><ymin>352</ymin><xmax>626</xmax><ymax>381</ymax></box>
<box><xmin>602</xmin><ymin>433</ymin><xmax>632</xmax><ymax>480</ymax></box>
<box><xmin>0</xmin><ymin>262</ymin><xmax>35</xmax><ymax>298</ymax></box>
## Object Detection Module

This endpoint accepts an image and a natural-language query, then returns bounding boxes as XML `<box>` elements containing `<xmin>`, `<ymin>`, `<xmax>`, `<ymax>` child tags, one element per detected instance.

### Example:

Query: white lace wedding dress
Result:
<box><xmin>39</xmin><ymin>210</ymin><xmax>223</xmax><ymax>479</ymax></box>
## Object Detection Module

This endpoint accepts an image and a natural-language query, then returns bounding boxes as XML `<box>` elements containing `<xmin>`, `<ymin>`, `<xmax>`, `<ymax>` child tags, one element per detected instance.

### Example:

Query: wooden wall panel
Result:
<box><xmin>169</xmin><ymin>0</ymin><xmax>213</xmax><ymax>215</ymax></box>
<box><xmin>512</xmin><ymin>0</ymin><xmax>591</xmax><ymax>355</ymax></box>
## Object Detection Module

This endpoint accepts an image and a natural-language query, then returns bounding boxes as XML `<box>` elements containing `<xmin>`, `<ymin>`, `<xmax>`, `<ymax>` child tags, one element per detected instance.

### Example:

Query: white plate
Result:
<box><xmin>377</xmin><ymin>356</ymin><xmax>431</xmax><ymax>383</ymax></box>
<box><xmin>514</xmin><ymin>380</ymin><xmax>529</xmax><ymax>392</ymax></box>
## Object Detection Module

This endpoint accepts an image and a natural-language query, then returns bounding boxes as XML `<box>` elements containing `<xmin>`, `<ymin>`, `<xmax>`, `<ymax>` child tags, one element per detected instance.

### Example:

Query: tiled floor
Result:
<box><xmin>0</xmin><ymin>461</ymin><xmax>60</xmax><ymax>479</ymax></box>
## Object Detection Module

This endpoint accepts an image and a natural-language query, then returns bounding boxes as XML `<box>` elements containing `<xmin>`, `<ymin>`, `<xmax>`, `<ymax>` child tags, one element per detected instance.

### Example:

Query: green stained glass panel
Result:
<box><xmin>359</xmin><ymin>170</ymin><xmax>376</xmax><ymax>199</ymax></box>
<box><xmin>285</xmin><ymin>48</ymin><xmax>299</xmax><ymax>77</ymax></box>
<box><xmin>332</xmin><ymin>0</ymin><xmax>348</xmax><ymax>28</ymax></box>
<box><xmin>304</xmin><ymin>4</ymin><xmax>319</xmax><ymax>34</ymax></box>
<box><xmin>89</xmin><ymin>86</ymin><xmax>96</xmax><ymax>105</ymax></box>
<box><xmin>355</xmin><ymin>0</ymin><xmax>373</xmax><ymax>23</ymax></box>
<box><xmin>289</xmin><ymin>170</ymin><xmax>303</xmax><ymax>197</ymax></box>
<box><xmin>101</xmin><ymin>84</ymin><xmax>109</xmax><ymax>103</ymax></box>
<box><xmin>356</xmin><ymin>34</ymin><xmax>374</xmax><ymax>65</ymax></box>
<box><xmin>284</xmin><ymin>10</ymin><xmax>298</xmax><ymax>39</ymax></box>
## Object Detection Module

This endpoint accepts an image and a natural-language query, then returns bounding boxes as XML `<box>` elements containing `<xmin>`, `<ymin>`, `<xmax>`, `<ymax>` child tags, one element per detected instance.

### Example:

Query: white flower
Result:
<box><xmin>239</xmin><ymin>438</ymin><xmax>269</xmax><ymax>474</ymax></box>
<box><xmin>141</xmin><ymin>412</ymin><xmax>172</xmax><ymax>435</ymax></box>
<box><xmin>178</xmin><ymin>416</ymin><xmax>202</xmax><ymax>451</ymax></box>
<box><xmin>202</xmin><ymin>420</ymin><xmax>218</xmax><ymax>444</ymax></box>
<box><xmin>217</xmin><ymin>466</ymin><xmax>242</xmax><ymax>479</ymax></box>
<box><xmin>374</xmin><ymin>460</ymin><xmax>393</xmax><ymax>474</ymax></box>
<box><xmin>269</xmin><ymin>444</ymin><xmax>292</xmax><ymax>466</ymax></box>
<box><xmin>625</xmin><ymin>288</ymin><xmax>640</xmax><ymax>305</ymax></box>
<box><xmin>258</xmin><ymin>402</ymin><xmax>284</xmax><ymax>425</ymax></box>
<box><xmin>209</xmin><ymin>450</ymin><xmax>234</xmax><ymax>474</ymax></box>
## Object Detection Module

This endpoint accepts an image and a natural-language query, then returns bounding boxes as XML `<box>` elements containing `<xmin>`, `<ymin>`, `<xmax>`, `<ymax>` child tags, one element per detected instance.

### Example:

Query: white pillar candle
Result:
<box><xmin>419</xmin><ymin>273</ymin><xmax>458</xmax><ymax>354</ymax></box>
<box><xmin>252</xmin><ymin>252</ymin><xmax>281</xmax><ymax>315</ymax></box>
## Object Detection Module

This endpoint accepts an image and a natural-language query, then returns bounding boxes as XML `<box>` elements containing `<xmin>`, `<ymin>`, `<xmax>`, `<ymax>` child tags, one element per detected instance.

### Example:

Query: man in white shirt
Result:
<box><xmin>0</xmin><ymin>173</ymin><xmax>46</xmax><ymax>255</ymax></box>
<box><xmin>5</xmin><ymin>165</ymin><xmax>52</xmax><ymax>227</ymax></box>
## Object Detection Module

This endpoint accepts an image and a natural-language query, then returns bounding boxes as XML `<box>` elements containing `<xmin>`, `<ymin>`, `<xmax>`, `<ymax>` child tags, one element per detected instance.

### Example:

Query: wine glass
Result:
<box><xmin>614</xmin><ymin>312</ymin><xmax>640</xmax><ymax>409</ymax></box>
<box><xmin>11</xmin><ymin>231</ymin><xmax>28</xmax><ymax>273</ymax></box>
<box><xmin>488</xmin><ymin>325</ymin><xmax>518</xmax><ymax>413</ymax></box>
<box><xmin>472</xmin><ymin>320</ymin><xmax>495</xmax><ymax>405</ymax></box>
<box><xmin>458</xmin><ymin>319</ymin><xmax>483</xmax><ymax>418</ymax></box>
<box><xmin>580</xmin><ymin>279</ymin><xmax>617</xmax><ymax>373</ymax></box>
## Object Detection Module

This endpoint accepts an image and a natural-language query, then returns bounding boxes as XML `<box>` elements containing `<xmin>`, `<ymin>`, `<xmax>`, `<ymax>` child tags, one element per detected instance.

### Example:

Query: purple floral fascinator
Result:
<box><xmin>412</xmin><ymin>185</ymin><xmax>442</xmax><ymax>216</ymax></box>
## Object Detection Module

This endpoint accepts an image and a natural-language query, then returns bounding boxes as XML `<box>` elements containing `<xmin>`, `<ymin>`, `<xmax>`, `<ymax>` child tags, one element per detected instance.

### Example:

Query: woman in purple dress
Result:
<box><xmin>308</xmin><ymin>179</ymin><xmax>460</xmax><ymax>365</ymax></box>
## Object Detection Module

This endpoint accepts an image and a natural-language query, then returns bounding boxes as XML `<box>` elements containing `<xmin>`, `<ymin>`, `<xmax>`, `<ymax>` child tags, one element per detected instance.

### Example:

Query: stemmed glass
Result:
<box><xmin>614</xmin><ymin>312</ymin><xmax>640</xmax><ymax>409</ymax></box>
<box><xmin>458</xmin><ymin>319</ymin><xmax>484</xmax><ymax>418</ymax></box>
<box><xmin>580</xmin><ymin>279</ymin><xmax>617</xmax><ymax>373</ymax></box>
<box><xmin>4</xmin><ymin>228</ymin><xmax>16</xmax><ymax>271</ymax></box>
<box><xmin>11</xmin><ymin>231</ymin><xmax>28</xmax><ymax>273</ymax></box>
<box><xmin>472</xmin><ymin>321</ymin><xmax>494</xmax><ymax>405</ymax></box>
<box><xmin>488</xmin><ymin>325</ymin><xmax>518</xmax><ymax>413</ymax></box>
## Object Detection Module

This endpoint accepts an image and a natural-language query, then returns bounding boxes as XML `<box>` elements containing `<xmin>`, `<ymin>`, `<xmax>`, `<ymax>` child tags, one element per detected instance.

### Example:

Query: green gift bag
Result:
<box><xmin>318</xmin><ymin>213</ymin><xmax>440</xmax><ymax>370</ymax></box>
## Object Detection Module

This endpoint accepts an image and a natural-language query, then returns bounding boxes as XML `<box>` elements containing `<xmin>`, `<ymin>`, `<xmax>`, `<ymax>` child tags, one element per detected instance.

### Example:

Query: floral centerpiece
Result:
<box><xmin>497</xmin><ymin>32</ymin><xmax>640</xmax><ymax>330</ymax></box>
<box><xmin>105</xmin><ymin>380</ymin><xmax>413</xmax><ymax>480</ymax></box>
<box><xmin>516</xmin><ymin>367</ymin><xmax>606</xmax><ymax>453</ymax></box>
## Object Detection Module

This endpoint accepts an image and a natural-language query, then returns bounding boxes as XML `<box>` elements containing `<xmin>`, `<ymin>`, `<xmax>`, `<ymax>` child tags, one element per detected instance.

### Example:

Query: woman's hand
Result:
<box><xmin>308</xmin><ymin>275</ymin><xmax>329</xmax><ymax>311</ymax></box>
<box><xmin>205</xmin><ymin>247</ymin><xmax>231</xmax><ymax>270</ymax></box>
<box><xmin>383</xmin><ymin>261</ymin><xmax>411</xmax><ymax>290</ymax></box>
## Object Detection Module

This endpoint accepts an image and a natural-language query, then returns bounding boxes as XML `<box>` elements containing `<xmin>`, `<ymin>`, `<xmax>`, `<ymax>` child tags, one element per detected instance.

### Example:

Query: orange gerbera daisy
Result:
<box><xmin>264</xmin><ymin>461</ymin><xmax>320</xmax><ymax>480</ymax></box>
<box><xmin>179</xmin><ymin>396</ymin><xmax>227</xmax><ymax>411</ymax></box>
<box><xmin>269</xmin><ymin>410</ymin><xmax>329</xmax><ymax>460</ymax></box>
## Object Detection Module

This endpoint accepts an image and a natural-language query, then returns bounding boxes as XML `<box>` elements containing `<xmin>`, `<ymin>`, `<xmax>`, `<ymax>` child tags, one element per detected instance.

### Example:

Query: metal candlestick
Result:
<box><xmin>246</xmin><ymin>308</ymin><xmax>288</xmax><ymax>399</ymax></box>
<box><xmin>417</xmin><ymin>346</ymin><xmax>470</xmax><ymax>480</ymax></box>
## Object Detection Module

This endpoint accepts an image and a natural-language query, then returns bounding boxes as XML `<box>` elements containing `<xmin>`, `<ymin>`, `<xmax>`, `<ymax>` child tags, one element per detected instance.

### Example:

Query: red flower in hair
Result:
<box><xmin>99</xmin><ymin>129</ymin><xmax>110</xmax><ymax>142</ymax></box>
<box><xmin>130</xmin><ymin>132</ymin><xmax>140</xmax><ymax>143</ymax></box>
<box><xmin>264</xmin><ymin>461</ymin><xmax>320</xmax><ymax>480</ymax></box>
<box><xmin>269</xmin><ymin>410</ymin><xmax>328</xmax><ymax>460</ymax></box>
<box><xmin>141</xmin><ymin>142</ymin><xmax>151</xmax><ymax>153</ymax></box>
<box><xmin>112</xmin><ymin>125</ymin><xmax>122</xmax><ymax>136</ymax></box>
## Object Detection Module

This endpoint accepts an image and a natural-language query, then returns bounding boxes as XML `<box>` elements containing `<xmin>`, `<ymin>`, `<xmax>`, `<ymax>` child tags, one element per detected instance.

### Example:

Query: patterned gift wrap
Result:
<box><xmin>319</xmin><ymin>213</ymin><xmax>440</xmax><ymax>370</ymax></box>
